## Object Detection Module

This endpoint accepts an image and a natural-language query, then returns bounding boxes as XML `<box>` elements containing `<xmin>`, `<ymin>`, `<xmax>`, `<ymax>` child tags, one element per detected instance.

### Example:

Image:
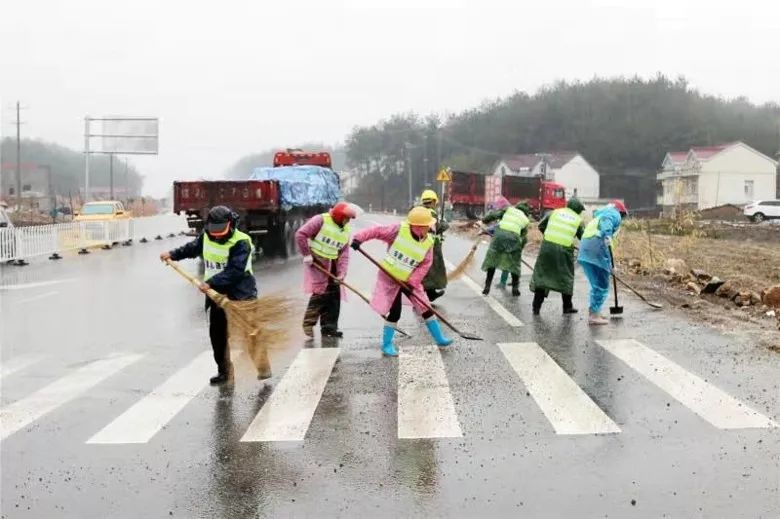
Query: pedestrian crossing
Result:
<box><xmin>0</xmin><ymin>340</ymin><xmax>776</xmax><ymax>445</ymax></box>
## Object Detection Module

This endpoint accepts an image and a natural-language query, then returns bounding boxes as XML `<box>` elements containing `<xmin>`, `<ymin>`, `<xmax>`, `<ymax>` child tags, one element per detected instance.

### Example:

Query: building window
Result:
<box><xmin>744</xmin><ymin>180</ymin><xmax>754</xmax><ymax>200</ymax></box>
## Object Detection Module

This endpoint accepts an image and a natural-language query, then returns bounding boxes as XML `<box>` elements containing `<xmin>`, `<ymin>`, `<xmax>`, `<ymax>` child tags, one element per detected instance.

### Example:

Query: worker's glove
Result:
<box><xmin>160</xmin><ymin>251</ymin><xmax>172</xmax><ymax>262</ymax></box>
<box><xmin>604</xmin><ymin>236</ymin><xmax>612</xmax><ymax>247</ymax></box>
<box><xmin>350</xmin><ymin>239</ymin><xmax>362</xmax><ymax>251</ymax></box>
<box><xmin>303</xmin><ymin>255</ymin><xmax>314</xmax><ymax>265</ymax></box>
<box><xmin>400</xmin><ymin>285</ymin><xmax>413</xmax><ymax>297</ymax></box>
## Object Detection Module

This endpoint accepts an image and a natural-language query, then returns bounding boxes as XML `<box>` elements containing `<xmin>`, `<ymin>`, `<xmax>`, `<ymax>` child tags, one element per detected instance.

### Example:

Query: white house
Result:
<box><xmin>491</xmin><ymin>152</ymin><xmax>600</xmax><ymax>200</ymax></box>
<box><xmin>657</xmin><ymin>141</ymin><xmax>778</xmax><ymax>213</ymax></box>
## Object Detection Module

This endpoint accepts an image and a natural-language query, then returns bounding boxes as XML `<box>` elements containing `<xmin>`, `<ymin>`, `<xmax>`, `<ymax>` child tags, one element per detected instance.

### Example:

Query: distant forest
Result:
<box><xmin>1</xmin><ymin>138</ymin><xmax>144</xmax><ymax>201</ymax></box>
<box><xmin>343</xmin><ymin>75</ymin><xmax>780</xmax><ymax>210</ymax></box>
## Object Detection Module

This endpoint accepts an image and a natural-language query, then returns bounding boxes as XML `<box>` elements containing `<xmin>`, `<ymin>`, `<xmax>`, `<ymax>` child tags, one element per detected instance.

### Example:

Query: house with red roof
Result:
<box><xmin>657</xmin><ymin>141</ymin><xmax>778</xmax><ymax>213</ymax></box>
<box><xmin>491</xmin><ymin>151</ymin><xmax>600</xmax><ymax>200</ymax></box>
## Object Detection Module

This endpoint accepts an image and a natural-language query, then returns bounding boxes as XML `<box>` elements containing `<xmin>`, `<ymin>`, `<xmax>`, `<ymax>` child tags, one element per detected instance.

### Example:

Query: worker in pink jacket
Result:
<box><xmin>351</xmin><ymin>207</ymin><xmax>453</xmax><ymax>357</ymax></box>
<box><xmin>296</xmin><ymin>202</ymin><xmax>357</xmax><ymax>338</ymax></box>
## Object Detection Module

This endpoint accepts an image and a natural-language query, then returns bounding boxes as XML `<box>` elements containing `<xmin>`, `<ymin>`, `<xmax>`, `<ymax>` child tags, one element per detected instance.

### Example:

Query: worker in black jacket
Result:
<box><xmin>160</xmin><ymin>206</ymin><xmax>257</xmax><ymax>385</ymax></box>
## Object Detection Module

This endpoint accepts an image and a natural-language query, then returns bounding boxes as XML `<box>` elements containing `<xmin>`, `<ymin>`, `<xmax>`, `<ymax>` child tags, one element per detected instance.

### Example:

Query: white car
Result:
<box><xmin>743</xmin><ymin>200</ymin><xmax>780</xmax><ymax>222</ymax></box>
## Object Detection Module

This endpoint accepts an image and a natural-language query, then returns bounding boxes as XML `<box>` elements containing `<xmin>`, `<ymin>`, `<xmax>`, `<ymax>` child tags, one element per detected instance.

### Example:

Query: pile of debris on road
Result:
<box><xmin>624</xmin><ymin>256</ymin><xmax>780</xmax><ymax>329</ymax></box>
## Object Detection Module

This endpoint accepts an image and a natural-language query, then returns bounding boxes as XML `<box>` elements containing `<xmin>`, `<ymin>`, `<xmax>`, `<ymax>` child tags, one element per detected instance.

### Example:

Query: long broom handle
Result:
<box><xmin>163</xmin><ymin>258</ymin><xmax>258</xmax><ymax>331</ymax></box>
<box><xmin>311</xmin><ymin>261</ymin><xmax>371</xmax><ymax>306</ymax></box>
<box><xmin>355</xmin><ymin>246</ymin><xmax>469</xmax><ymax>337</ymax></box>
<box><xmin>310</xmin><ymin>261</ymin><xmax>411</xmax><ymax>337</ymax></box>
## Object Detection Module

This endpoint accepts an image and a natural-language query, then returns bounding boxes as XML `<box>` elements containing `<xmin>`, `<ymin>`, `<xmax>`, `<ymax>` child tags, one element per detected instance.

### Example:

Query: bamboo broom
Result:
<box><xmin>447</xmin><ymin>232</ymin><xmax>490</xmax><ymax>281</ymax></box>
<box><xmin>165</xmin><ymin>259</ymin><xmax>300</xmax><ymax>379</ymax></box>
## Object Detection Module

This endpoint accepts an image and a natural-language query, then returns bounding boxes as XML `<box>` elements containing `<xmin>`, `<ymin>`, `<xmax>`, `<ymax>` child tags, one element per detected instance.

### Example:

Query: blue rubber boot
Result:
<box><xmin>498</xmin><ymin>271</ymin><xmax>509</xmax><ymax>288</ymax></box>
<box><xmin>381</xmin><ymin>325</ymin><xmax>398</xmax><ymax>357</ymax></box>
<box><xmin>425</xmin><ymin>318</ymin><xmax>453</xmax><ymax>347</ymax></box>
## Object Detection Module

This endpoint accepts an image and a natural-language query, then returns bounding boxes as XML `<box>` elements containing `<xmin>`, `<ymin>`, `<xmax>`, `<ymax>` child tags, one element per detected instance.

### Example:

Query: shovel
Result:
<box><xmin>608</xmin><ymin>248</ymin><xmax>624</xmax><ymax>315</ymax></box>
<box><xmin>310</xmin><ymin>261</ymin><xmax>411</xmax><ymax>337</ymax></box>
<box><xmin>612</xmin><ymin>272</ymin><xmax>664</xmax><ymax>310</ymax></box>
<box><xmin>355</xmin><ymin>246</ymin><xmax>483</xmax><ymax>341</ymax></box>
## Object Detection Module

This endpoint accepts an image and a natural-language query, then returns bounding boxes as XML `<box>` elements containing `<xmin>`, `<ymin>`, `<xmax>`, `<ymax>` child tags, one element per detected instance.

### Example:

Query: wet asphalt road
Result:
<box><xmin>1</xmin><ymin>213</ymin><xmax>779</xmax><ymax>518</ymax></box>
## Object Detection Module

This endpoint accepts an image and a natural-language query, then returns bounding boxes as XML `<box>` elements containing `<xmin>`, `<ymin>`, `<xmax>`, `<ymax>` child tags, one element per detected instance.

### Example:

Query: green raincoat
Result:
<box><xmin>422</xmin><ymin>207</ymin><xmax>449</xmax><ymax>291</ymax></box>
<box><xmin>480</xmin><ymin>204</ymin><xmax>530</xmax><ymax>276</ymax></box>
<box><xmin>529</xmin><ymin>199</ymin><xmax>585</xmax><ymax>295</ymax></box>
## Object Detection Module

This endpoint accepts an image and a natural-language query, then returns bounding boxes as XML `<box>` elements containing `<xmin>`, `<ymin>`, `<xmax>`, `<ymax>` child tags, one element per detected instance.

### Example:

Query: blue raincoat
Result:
<box><xmin>577</xmin><ymin>206</ymin><xmax>622</xmax><ymax>313</ymax></box>
<box><xmin>578</xmin><ymin>206</ymin><xmax>622</xmax><ymax>271</ymax></box>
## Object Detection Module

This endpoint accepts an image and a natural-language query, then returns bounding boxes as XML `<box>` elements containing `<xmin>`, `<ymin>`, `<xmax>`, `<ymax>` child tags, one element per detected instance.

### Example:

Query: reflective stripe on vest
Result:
<box><xmin>202</xmin><ymin>230</ymin><xmax>254</xmax><ymax>281</ymax></box>
<box><xmin>309</xmin><ymin>213</ymin><xmax>351</xmax><ymax>260</ymax></box>
<box><xmin>381</xmin><ymin>222</ymin><xmax>434</xmax><ymax>282</ymax></box>
<box><xmin>543</xmin><ymin>208</ymin><xmax>581</xmax><ymax>247</ymax></box>
<box><xmin>582</xmin><ymin>217</ymin><xmax>601</xmax><ymax>239</ymax></box>
<box><xmin>498</xmin><ymin>207</ymin><xmax>530</xmax><ymax>235</ymax></box>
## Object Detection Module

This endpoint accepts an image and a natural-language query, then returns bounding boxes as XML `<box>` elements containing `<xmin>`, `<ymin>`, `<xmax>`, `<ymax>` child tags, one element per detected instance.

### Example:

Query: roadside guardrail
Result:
<box><xmin>0</xmin><ymin>213</ymin><xmax>189</xmax><ymax>265</ymax></box>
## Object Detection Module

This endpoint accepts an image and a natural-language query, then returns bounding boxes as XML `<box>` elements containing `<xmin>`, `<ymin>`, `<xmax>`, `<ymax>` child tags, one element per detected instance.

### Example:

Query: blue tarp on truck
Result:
<box><xmin>249</xmin><ymin>165</ymin><xmax>341</xmax><ymax>211</ymax></box>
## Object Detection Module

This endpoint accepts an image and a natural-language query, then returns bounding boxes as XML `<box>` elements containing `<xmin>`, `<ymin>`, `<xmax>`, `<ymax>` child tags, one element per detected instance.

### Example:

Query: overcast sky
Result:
<box><xmin>1</xmin><ymin>0</ymin><xmax>778</xmax><ymax>197</ymax></box>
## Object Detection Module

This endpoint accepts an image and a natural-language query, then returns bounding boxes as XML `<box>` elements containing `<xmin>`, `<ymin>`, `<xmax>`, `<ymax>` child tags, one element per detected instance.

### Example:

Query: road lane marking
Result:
<box><xmin>241</xmin><ymin>348</ymin><xmax>339</xmax><ymax>442</ymax></box>
<box><xmin>499</xmin><ymin>342</ymin><xmax>621</xmax><ymax>435</ymax></box>
<box><xmin>18</xmin><ymin>291</ymin><xmax>58</xmax><ymax>304</ymax></box>
<box><xmin>597</xmin><ymin>339</ymin><xmax>779</xmax><ymax>429</ymax></box>
<box><xmin>398</xmin><ymin>345</ymin><xmax>463</xmax><ymax>439</ymax></box>
<box><xmin>0</xmin><ymin>279</ymin><xmax>77</xmax><ymax>291</ymax></box>
<box><xmin>444</xmin><ymin>259</ymin><xmax>523</xmax><ymax>327</ymax></box>
<box><xmin>0</xmin><ymin>355</ymin><xmax>43</xmax><ymax>379</ymax></box>
<box><xmin>86</xmin><ymin>351</ymin><xmax>215</xmax><ymax>444</ymax></box>
<box><xmin>0</xmin><ymin>353</ymin><xmax>143</xmax><ymax>441</ymax></box>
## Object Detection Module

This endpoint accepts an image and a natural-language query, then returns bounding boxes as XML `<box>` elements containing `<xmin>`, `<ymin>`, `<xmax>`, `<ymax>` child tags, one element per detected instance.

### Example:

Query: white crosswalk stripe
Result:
<box><xmin>444</xmin><ymin>259</ymin><xmax>523</xmax><ymax>327</ymax></box>
<box><xmin>398</xmin><ymin>344</ymin><xmax>463</xmax><ymax>439</ymax></box>
<box><xmin>3</xmin><ymin>337</ymin><xmax>775</xmax><ymax>445</ymax></box>
<box><xmin>241</xmin><ymin>348</ymin><xmax>340</xmax><ymax>442</ymax></box>
<box><xmin>0</xmin><ymin>354</ymin><xmax>43</xmax><ymax>380</ymax></box>
<box><xmin>597</xmin><ymin>339</ymin><xmax>778</xmax><ymax>429</ymax></box>
<box><xmin>0</xmin><ymin>353</ymin><xmax>143</xmax><ymax>441</ymax></box>
<box><xmin>87</xmin><ymin>351</ymin><xmax>215</xmax><ymax>444</ymax></box>
<box><xmin>499</xmin><ymin>342</ymin><xmax>621</xmax><ymax>435</ymax></box>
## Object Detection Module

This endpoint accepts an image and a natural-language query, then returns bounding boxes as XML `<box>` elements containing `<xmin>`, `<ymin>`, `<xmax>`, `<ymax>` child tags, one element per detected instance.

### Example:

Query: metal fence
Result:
<box><xmin>0</xmin><ymin>214</ymin><xmax>189</xmax><ymax>264</ymax></box>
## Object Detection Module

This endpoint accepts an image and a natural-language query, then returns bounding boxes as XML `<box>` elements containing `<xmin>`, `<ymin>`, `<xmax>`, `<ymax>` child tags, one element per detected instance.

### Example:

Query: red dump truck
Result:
<box><xmin>447</xmin><ymin>170</ymin><xmax>486</xmax><ymax>219</ymax></box>
<box><xmin>173</xmin><ymin>150</ymin><xmax>340</xmax><ymax>257</ymax></box>
<box><xmin>485</xmin><ymin>174</ymin><xmax>566</xmax><ymax>219</ymax></box>
<box><xmin>449</xmin><ymin>171</ymin><xmax>566</xmax><ymax>219</ymax></box>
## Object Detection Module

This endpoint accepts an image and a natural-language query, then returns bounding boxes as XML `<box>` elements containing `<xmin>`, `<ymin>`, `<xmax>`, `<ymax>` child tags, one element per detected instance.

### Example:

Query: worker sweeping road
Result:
<box><xmin>160</xmin><ymin>205</ymin><xmax>257</xmax><ymax>385</ymax></box>
<box><xmin>419</xmin><ymin>189</ymin><xmax>448</xmax><ymax>302</ymax></box>
<box><xmin>480</xmin><ymin>200</ymin><xmax>531</xmax><ymax>296</ymax></box>
<box><xmin>577</xmin><ymin>200</ymin><xmax>628</xmax><ymax>325</ymax></box>
<box><xmin>295</xmin><ymin>202</ymin><xmax>357</xmax><ymax>339</ymax></box>
<box><xmin>484</xmin><ymin>197</ymin><xmax>511</xmax><ymax>289</ymax></box>
<box><xmin>351</xmin><ymin>207</ymin><xmax>453</xmax><ymax>357</ymax></box>
<box><xmin>530</xmin><ymin>198</ymin><xmax>586</xmax><ymax>315</ymax></box>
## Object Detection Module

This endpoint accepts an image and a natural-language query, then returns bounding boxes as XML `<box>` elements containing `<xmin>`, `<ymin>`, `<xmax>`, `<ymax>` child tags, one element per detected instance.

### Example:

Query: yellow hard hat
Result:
<box><xmin>421</xmin><ymin>189</ymin><xmax>438</xmax><ymax>203</ymax></box>
<box><xmin>407</xmin><ymin>206</ymin><xmax>436</xmax><ymax>227</ymax></box>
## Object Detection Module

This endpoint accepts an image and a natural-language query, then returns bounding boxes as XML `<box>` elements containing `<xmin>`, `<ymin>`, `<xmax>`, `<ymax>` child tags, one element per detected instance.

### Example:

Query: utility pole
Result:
<box><xmin>41</xmin><ymin>164</ymin><xmax>54</xmax><ymax>222</ymax></box>
<box><xmin>109</xmin><ymin>154</ymin><xmax>114</xmax><ymax>199</ymax></box>
<box><xmin>11</xmin><ymin>101</ymin><xmax>25</xmax><ymax>210</ymax></box>
<box><xmin>423</xmin><ymin>135</ymin><xmax>429</xmax><ymax>185</ymax></box>
<box><xmin>405</xmin><ymin>143</ymin><xmax>415</xmax><ymax>207</ymax></box>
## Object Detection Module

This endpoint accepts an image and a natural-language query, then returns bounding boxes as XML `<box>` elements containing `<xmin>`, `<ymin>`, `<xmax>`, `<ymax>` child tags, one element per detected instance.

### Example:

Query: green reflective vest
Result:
<box><xmin>310</xmin><ymin>213</ymin><xmax>351</xmax><ymax>260</ymax></box>
<box><xmin>498</xmin><ymin>207</ymin><xmax>530</xmax><ymax>235</ymax></box>
<box><xmin>202</xmin><ymin>230</ymin><xmax>254</xmax><ymax>281</ymax></box>
<box><xmin>582</xmin><ymin>217</ymin><xmax>619</xmax><ymax>248</ymax></box>
<box><xmin>582</xmin><ymin>217</ymin><xmax>601</xmax><ymax>239</ymax></box>
<box><xmin>543</xmin><ymin>208</ymin><xmax>582</xmax><ymax>247</ymax></box>
<box><xmin>381</xmin><ymin>222</ymin><xmax>435</xmax><ymax>282</ymax></box>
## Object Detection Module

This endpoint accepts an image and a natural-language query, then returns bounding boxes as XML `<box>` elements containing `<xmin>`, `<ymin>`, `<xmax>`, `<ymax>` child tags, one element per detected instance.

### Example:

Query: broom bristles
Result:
<box><xmin>224</xmin><ymin>292</ymin><xmax>303</xmax><ymax>359</ymax></box>
<box><xmin>447</xmin><ymin>245</ymin><xmax>478</xmax><ymax>281</ymax></box>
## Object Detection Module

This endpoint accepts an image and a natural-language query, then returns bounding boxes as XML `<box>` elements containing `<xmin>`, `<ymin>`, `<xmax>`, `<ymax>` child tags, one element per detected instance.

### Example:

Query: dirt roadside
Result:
<box><xmin>449</xmin><ymin>219</ymin><xmax>780</xmax><ymax>350</ymax></box>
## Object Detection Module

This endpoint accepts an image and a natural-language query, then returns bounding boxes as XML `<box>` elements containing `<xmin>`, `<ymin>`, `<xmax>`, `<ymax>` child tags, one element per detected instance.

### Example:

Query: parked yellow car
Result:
<box><xmin>74</xmin><ymin>201</ymin><xmax>131</xmax><ymax>221</ymax></box>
